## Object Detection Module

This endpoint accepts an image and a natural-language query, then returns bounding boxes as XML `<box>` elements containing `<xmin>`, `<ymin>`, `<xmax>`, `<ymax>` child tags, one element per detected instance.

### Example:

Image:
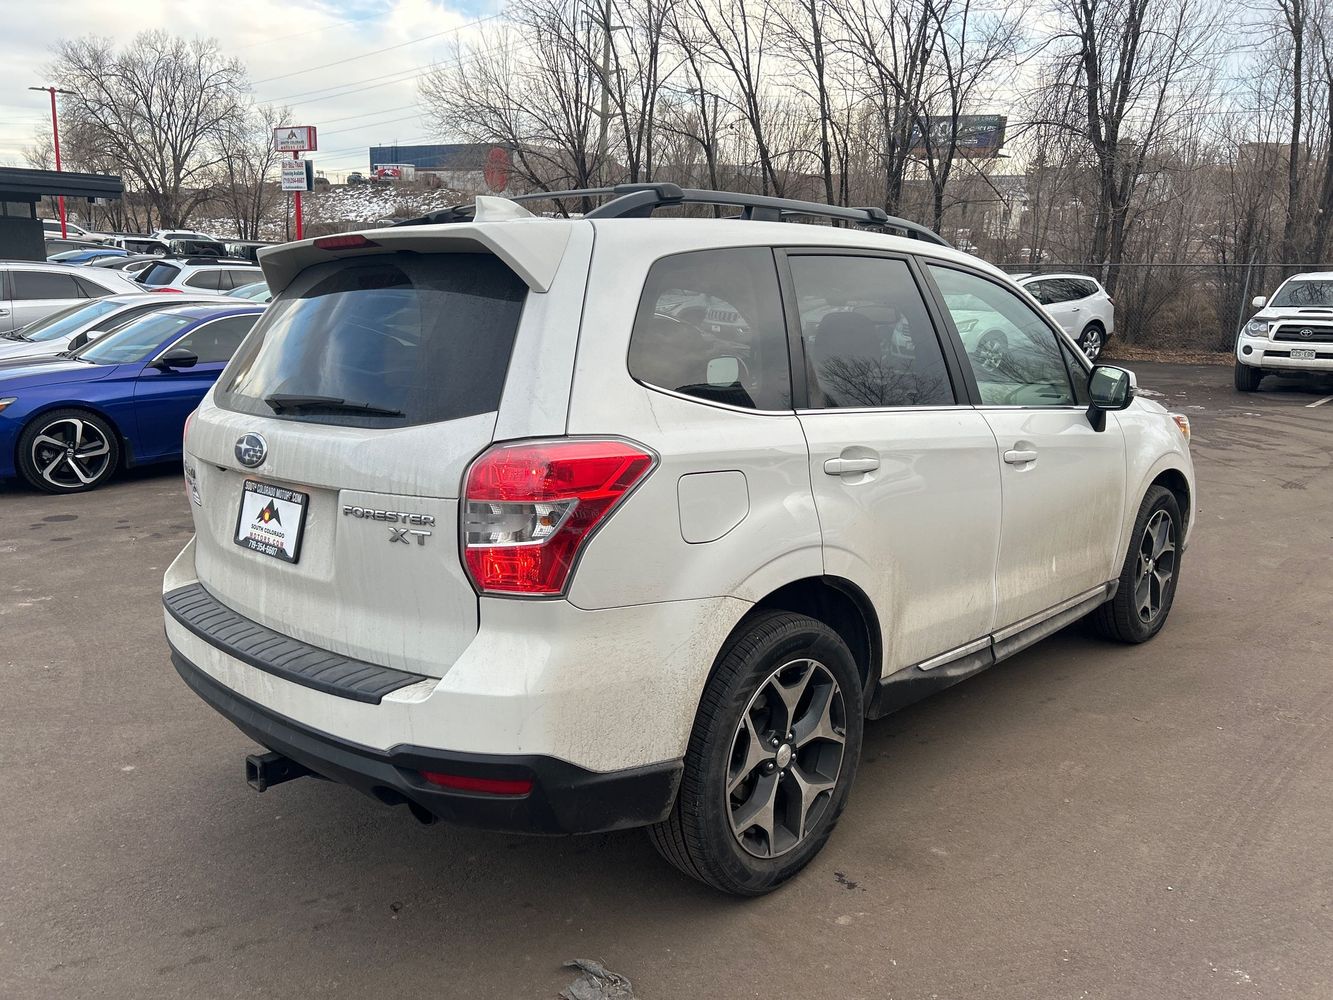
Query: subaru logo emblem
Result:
<box><xmin>235</xmin><ymin>433</ymin><xmax>267</xmax><ymax>468</ymax></box>
<box><xmin>1299</xmin><ymin>328</ymin><xmax>1314</xmax><ymax>339</ymax></box>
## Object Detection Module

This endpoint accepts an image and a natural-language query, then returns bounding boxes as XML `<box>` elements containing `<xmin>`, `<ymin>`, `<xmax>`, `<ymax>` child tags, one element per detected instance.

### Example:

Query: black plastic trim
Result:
<box><xmin>169</xmin><ymin>648</ymin><xmax>683</xmax><ymax>834</ymax></box>
<box><xmin>164</xmin><ymin>584</ymin><xmax>427</xmax><ymax>704</ymax></box>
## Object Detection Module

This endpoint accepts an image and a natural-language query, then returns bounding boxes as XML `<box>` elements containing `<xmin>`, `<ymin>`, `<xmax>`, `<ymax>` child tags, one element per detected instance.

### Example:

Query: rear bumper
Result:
<box><xmin>170</xmin><ymin>646</ymin><xmax>682</xmax><ymax>834</ymax></box>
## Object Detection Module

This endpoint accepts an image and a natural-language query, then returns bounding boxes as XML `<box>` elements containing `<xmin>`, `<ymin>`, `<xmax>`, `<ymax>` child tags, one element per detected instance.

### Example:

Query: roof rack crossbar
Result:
<box><xmin>393</xmin><ymin>183</ymin><xmax>949</xmax><ymax>246</ymax></box>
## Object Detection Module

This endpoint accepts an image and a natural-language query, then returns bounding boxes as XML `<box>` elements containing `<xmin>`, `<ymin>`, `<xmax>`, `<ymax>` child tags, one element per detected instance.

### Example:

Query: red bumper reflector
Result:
<box><xmin>419</xmin><ymin>771</ymin><xmax>533</xmax><ymax>796</ymax></box>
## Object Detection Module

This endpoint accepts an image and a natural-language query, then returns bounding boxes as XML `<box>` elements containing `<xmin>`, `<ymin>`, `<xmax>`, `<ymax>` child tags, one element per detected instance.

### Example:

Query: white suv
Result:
<box><xmin>1235</xmin><ymin>271</ymin><xmax>1333</xmax><ymax>390</ymax></box>
<box><xmin>134</xmin><ymin>257</ymin><xmax>262</xmax><ymax>294</ymax></box>
<box><xmin>163</xmin><ymin>185</ymin><xmax>1195</xmax><ymax>895</ymax></box>
<box><xmin>1015</xmin><ymin>273</ymin><xmax>1115</xmax><ymax>360</ymax></box>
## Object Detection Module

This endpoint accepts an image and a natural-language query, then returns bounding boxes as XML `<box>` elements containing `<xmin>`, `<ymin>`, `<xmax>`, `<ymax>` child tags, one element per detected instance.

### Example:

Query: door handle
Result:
<box><xmin>1003</xmin><ymin>449</ymin><xmax>1038</xmax><ymax>465</ymax></box>
<box><xmin>824</xmin><ymin>456</ymin><xmax>880</xmax><ymax>475</ymax></box>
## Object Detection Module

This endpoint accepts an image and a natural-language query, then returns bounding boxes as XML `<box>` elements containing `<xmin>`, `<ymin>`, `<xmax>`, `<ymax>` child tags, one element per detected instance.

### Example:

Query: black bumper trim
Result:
<box><xmin>164</xmin><ymin>583</ymin><xmax>427</xmax><ymax>705</ymax></box>
<box><xmin>170</xmin><ymin>646</ymin><xmax>683</xmax><ymax>835</ymax></box>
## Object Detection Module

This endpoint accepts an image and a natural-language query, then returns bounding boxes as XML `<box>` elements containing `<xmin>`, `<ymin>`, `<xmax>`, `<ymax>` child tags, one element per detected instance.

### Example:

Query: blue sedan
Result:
<box><xmin>0</xmin><ymin>303</ymin><xmax>263</xmax><ymax>493</ymax></box>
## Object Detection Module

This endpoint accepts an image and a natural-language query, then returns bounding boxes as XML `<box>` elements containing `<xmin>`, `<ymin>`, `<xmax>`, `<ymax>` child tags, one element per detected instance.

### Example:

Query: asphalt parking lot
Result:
<box><xmin>2</xmin><ymin>361</ymin><xmax>1331</xmax><ymax>1000</ymax></box>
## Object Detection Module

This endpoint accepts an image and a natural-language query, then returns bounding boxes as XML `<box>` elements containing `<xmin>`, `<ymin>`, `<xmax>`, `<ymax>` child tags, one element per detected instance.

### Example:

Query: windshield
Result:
<box><xmin>1270</xmin><ymin>280</ymin><xmax>1333</xmax><ymax>308</ymax></box>
<box><xmin>14</xmin><ymin>299</ymin><xmax>125</xmax><ymax>343</ymax></box>
<box><xmin>216</xmin><ymin>252</ymin><xmax>526</xmax><ymax>428</ymax></box>
<box><xmin>76</xmin><ymin>312</ymin><xmax>194</xmax><ymax>365</ymax></box>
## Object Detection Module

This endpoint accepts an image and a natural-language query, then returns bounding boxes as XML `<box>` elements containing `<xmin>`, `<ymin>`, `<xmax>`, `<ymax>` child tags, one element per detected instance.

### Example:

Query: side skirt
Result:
<box><xmin>866</xmin><ymin>582</ymin><xmax>1118</xmax><ymax>720</ymax></box>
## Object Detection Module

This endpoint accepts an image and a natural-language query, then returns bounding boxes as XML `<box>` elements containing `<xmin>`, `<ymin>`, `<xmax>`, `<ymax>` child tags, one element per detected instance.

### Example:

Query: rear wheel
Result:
<box><xmin>648</xmin><ymin>611</ymin><xmax>864</xmax><ymax>895</ymax></box>
<box><xmin>17</xmin><ymin>408</ymin><xmax>120</xmax><ymax>494</ymax></box>
<box><xmin>1078</xmin><ymin>323</ymin><xmax>1105</xmax><ymax>361</ymax></box>
<box><xmin>1090</xmin><ymin>485</ymin><xmax>1182</xmax><ymax>643</ymax></box>
<box><xmin>1234</xmin><ymin>360</ymin><xmax>1264</xmax><ymax>392</ymax></box>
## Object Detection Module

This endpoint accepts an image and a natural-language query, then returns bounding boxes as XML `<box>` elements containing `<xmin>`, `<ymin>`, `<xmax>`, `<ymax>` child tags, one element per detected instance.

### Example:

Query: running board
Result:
<box><xmin>867</xmin><ymin>582</ymin><xmax>1117</xmax><ymax>719</ymax></box>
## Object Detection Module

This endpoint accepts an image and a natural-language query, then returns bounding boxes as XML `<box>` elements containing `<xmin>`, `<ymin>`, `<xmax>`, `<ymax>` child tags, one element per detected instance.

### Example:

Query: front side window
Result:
<box><xmin>791</xmin><ymin>255</ymin><xmax>954</xmax><ymax>408</ymax></box>
<box><xmin>929</xmin><ymin>265</ymin><xmax>1076</xmax><ymax>407</ymax></box>
<box><xmin>173</xmin><ymin>315</ymin><xmax>259</xmax><ymax>364</ymax></box>
<box><xmin>628</xmin><ymin>248</ymin><xmax>791</xmax><ymax>410</ymax></box>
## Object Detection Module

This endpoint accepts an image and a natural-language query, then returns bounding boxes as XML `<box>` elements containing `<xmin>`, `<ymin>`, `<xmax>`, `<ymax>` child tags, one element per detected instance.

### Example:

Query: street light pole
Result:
<box><xmin>29</xmin><ymin>86</ymin><xmax>75</xmax><ymax>238</ymax></box>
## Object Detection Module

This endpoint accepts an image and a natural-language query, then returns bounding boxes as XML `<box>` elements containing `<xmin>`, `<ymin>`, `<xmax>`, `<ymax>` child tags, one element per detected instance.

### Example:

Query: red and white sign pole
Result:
<box><xmin>29</xmin><ymin>85</ymin><xmax>75</xmax><ymax>238</ymax></box>
<box><xmin>274</xmin><ymin>126</ymin><xmax>318</xmax><ymax>242</ymax></box>
<box><xmin>292</xmin><ymin>150</ymin><xmax>304</xmax><ymax>241</ymax></box>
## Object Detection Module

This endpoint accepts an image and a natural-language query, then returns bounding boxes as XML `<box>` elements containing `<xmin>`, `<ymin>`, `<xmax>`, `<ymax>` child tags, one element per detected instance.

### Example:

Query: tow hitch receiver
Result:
<box><xmin>246</xmin><ymin>750</ymin><xmax>313</xmax><ymax>792</ymax></box>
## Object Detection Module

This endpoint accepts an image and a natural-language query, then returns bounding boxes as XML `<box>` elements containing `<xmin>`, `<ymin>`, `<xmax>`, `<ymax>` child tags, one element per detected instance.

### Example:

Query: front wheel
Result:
<box><xmin>1234</xmin><ymin>360</ymin><xmax>1264</xmax><ymax>392</ymax></box>
<box><xmin>1089</xmin><ymin>485</ymin><xmax>1182</xmax><ymax>643</ymax></box>
<box><xmin>648</xmin><ymin>611</ymin><xmax>864</xmax><ymax>895</ymax></box>
<box><xmin>17</xmin><ymin>408</ymin><xmax>121</xmax><ymax>494</ymax></box>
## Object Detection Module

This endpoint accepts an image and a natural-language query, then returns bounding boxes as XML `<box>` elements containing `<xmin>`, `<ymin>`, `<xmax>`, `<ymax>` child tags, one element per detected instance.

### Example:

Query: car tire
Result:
<box><xmin>1078</xmin><ymin>322</ymin><xmax>1106</xmax><ymax>361</ymax></box>
<box><xmin>17</xmin><ymin>408</ymin><xmax>121</xmax><ymax>494</ymax></box>
<box><xmin>647</xmin><ymin>611</ymin><xmax>864</xmax><ymax>896</ymax></box>
<box><xmin>1234</xmin><ymin>360</ymin><xmax>1263</xmax><ymax>392</ymax></box>
<box><xmin>1089</xmin><ymin>485</ymin><xmax>1182</xmax><ymax>644</ymax></box>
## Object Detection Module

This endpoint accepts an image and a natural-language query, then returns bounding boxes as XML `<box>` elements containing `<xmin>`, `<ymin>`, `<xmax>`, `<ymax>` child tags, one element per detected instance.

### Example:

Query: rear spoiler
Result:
<box><xmin>257</xmin><ymin>208</ymin><xmax>573</xmax><ymax>296</ymax></box>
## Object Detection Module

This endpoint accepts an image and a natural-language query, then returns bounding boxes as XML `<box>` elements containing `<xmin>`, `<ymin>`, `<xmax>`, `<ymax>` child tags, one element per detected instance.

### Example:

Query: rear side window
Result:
<box><xmin>173</xmin><ymin>314</ymin><xmax>259</xmax><ymax>363</ymax></box>
<box><xmin>628</xmin><ymin>248</ymin><xmax>791</xmax><ymax>410</ymax></box>
<box><xmin>216</xmin><ymin>252</ymin><xmax>527</xmax><ymax>428</ymax></box>
<box><xmin>12</xmin><ymin>271</ymin><xmax>84</xmax><ymax>300</ymax></box>
<box><xmin>138</xmin><ymin>262</ymin><xmax>181</xmax><ymax>286</ymax></box>
<box><xmin>73</xmin><ymin>275</ymin><xmax>115</xmax><ymax>298</ymax></box>
<box><xmin>790</xmin><ymin>255</ymin><xmax>954</xmax><ymax>408</ymax></box>
<box><xmin>184</xmin><ymin>270</ymin><xmax>224</xmax><ymax>290</ymax></box>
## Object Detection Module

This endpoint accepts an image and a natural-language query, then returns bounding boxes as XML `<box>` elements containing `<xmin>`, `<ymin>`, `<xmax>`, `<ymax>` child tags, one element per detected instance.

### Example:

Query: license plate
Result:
<box><xmin>1291</xmin><ymin>348</ymin><xmax>1318</xmax><ymax>360</ymax></box>
<box><xmin>234</xmin><ymin>480</ymin><xmax>308</xmax><ymax>563</ymax></box>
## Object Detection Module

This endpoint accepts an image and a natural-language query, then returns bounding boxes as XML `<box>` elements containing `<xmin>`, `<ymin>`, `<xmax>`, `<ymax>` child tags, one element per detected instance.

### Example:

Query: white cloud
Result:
<box><xmin>0</xmin><ymin>0</ymin><xmax>499</xmax><ymax>174</ymax></box>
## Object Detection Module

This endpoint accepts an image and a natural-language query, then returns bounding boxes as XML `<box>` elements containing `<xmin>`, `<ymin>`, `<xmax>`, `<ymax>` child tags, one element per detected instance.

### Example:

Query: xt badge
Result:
<box><xmin>390</xmin><ymin>526</ymin><xmax>432</xmax><ymax>546</ymax></box>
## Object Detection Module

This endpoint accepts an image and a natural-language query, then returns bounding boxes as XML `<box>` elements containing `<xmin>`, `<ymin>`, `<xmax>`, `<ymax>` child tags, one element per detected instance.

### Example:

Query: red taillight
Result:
<box><xmin>313</xmin><ymin>234</ymin><xmax>380</xmax><ymax>251</ymax></box>
<box><xmin>153</xmin><ymin>287</ymin><xmax>183</xmax><ymax>293</ymax></box>
<box><xmin>420</xmin><ymin>771</ymin><xmax>533</xmax><ymax>795</ymax></box>
<box><xmin>462</xmin><ymin>439</ymin><xmax>656</xmax><ymax>596</ymax></box>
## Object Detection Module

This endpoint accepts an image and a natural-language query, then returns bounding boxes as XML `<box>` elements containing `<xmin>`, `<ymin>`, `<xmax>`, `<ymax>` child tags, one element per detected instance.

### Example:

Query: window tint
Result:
<box><xmin>1062</xmin><ymin>342</ymin><xmax>1091</xmax><ymax>405</ymax></box>
<box><xmin>628</xmin><ymin>248</ymin><xmax>791</xmax><ymax>410</ymax></box>
<box><xmin>138</xmin><ymin>262</ymin><xmax>181</xmax><ymax>287</ymax></box>
<box><xmin>185</xmin><ymin>270</ymin><xmax>224</xmax><ymax>290</ymax></box>
<box><xmin>173</xmin><ymin>314</ymin><xmax>259</xmax><ymax>363</ymax></box>
<box><xmin>225</xmin><ymin>269</ymin><xmax>259</xmax><ymax>289</ymax></box>
<box><xmin>217</xmin><ymin>252</ymin><xmax>527</xmax><ymax>428</ymax></box>
<box><xmin>73</xmin><ymin>275</ymin><xmax>115</xmax><ymax>298</ymax></box>
<box><xmin>1051</xmin><ymin>278</ymin><xmax>1093</xmax><ymax>303</ymax></box>
<box><xmin>928</xmin><ymin>265</ymin><xmax>1076</xmax><ymax>406</ymax></box>
<box><xmin>12</xmin><ymin>270</ymin><xmax>84</xmax><ymax>300</ymax></box>
<box><xmin>790</xmin><ymin>255</ymin><xmax>953</xmax><ymax>408</ymax></box>
<box><xmin>1072</xmin><ymin>279</ymin><xmax>1099</xmax><ymax>299</ymax></box>
<box><xmin>1023</xmin><ymin>279</ymin><xmax>1049</xmax><ymax>304</ymax></box>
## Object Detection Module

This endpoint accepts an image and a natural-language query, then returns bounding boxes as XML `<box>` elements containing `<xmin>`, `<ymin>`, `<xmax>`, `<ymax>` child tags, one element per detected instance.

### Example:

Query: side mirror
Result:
<box><xmin>706</xmin><ymin>355</ymin><xmax>741</xmax><ymax>386</ymax></box>
<box><xmin>1251</xmin><ymin>295</ymin><xmax>1267</xmax><ymax>309</ymax></box>
<box><xmin>1086</xmin><ymin>364</ymin><xmax>1135</xmax><ymax>431</ymax></box>
<box><xmin>155</xmin><ymin>346</ymin><xmax>199</xmax><ymax>370</ymax></box>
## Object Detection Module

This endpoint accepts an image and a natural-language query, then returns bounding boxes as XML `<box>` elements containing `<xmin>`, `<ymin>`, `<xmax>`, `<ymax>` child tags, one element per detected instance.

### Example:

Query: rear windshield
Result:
<box><xmin>215</xmin><ymin>252</ymin><xmax>527</xmax><ymax>428</ymax></box>
<box><xmin>138</xmin><ymin>262</ymin><xmax>182</xmax><ymax>286</ymax></box>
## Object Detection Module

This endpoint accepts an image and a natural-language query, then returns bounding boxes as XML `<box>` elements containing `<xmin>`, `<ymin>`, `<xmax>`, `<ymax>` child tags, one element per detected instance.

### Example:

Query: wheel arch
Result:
<box><xmin>728</xmin><ymin>576</ymin><xmax>883</xmax><ymax>707</ymax></box>
<box><xmin>1150</xmin><ymin>466</ymin><xmax>1191</xmax><ymax>533</ymax></box>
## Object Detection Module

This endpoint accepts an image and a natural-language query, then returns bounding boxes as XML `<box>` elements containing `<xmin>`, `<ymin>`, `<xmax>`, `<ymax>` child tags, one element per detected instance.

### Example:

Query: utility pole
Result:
<box><xmin>597</xmin><ymin>0</ymin><xmax>613</xmax><ymax>185</ymax></box>
<box><xmin>29</xmin><ymin>86</ymin><xmax>76</xmax><ymax>238</ymax></box>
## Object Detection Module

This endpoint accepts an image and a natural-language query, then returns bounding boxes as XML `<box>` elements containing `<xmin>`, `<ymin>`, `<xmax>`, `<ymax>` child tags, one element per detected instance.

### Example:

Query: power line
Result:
<box><xmin>250</xmin><ymin>13</ymin><xmax>503</xmax><ymax>85</ymax></box>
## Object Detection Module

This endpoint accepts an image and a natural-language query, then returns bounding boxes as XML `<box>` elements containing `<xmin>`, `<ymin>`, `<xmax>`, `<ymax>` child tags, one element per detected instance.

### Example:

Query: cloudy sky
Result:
<box><xmin>0</xmin><ymin>0</ymin><xmax>500</xmax><ymax>179</ymax></box>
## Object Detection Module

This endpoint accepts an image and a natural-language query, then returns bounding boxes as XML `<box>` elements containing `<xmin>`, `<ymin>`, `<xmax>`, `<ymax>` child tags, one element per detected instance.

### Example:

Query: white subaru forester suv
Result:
<box><xmin>164</xmin><ymin>184</ymin><xmax>1195</xmax><ymax>895</ymax></box>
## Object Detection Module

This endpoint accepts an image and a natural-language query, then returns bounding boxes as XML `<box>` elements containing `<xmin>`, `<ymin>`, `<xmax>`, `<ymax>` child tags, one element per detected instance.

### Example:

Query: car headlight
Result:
<box><xmin>0</xmin><ymin>397</ymin><xmax>16</xmax><ymax>414</ymax></box>
<box><xmin>1244</xmin><ymin>319</ymin><xmax>1270</xmax><ymax>337</ymax></box>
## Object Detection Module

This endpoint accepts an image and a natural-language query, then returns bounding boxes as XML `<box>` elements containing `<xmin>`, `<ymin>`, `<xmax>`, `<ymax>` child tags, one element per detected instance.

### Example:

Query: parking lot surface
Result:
<box><xmin>2</xmin><ymin>362</ymin><xmax>1331</xmax><ymax>999</ymax></box>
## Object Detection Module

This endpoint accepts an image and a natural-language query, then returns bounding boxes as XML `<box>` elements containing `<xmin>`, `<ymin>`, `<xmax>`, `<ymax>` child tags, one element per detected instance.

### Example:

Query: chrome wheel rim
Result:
<box><xmin>1081</xmin><ymin>328</ymin><xmax>1103</xmax><ymax>360</ymax></box>
<box><xmin>1134</xmin><ymin>509</ymin><xmax>1176</xmax><ymax>624</ymax></box>
<box><xmin>31</xmin><ymin>417</ymin><xmax>111</xmax><ymax>489</ymax></box>
<box><xmin>726</xmin><ymin>658</ymin><xmax>847</xmax><ymax>859</ymax></box>
<box><xmin>976</xmin><ymin>336</ymin><xmax>1005</xmax><ymax>372</ymax></box>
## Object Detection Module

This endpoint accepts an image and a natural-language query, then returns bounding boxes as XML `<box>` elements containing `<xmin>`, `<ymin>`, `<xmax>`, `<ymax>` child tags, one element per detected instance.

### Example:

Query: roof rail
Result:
<box><xmin>393</xmin><ymin>183</ymin><xmax>949</xmax><ymax>246</ymax></box>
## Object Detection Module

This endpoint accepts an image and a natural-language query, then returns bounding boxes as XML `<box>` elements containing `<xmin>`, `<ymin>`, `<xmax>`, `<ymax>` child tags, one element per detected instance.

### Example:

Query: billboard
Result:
<box><xmin>280</xmin><ymin>159</ymin><xmax>314</xmax><ymax>192</ymax></box>
<box><xmin>908</xmin><ymin>115</ymin><xmax>1006</xmax><ymax>158</ymax></box>
<box><xmin>273</xmin><ymin>126</ymin><xmax>318</xmax><ymax>152</ymax></box>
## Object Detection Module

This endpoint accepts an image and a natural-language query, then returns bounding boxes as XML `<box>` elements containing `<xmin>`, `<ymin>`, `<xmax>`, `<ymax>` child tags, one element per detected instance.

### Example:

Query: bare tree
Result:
<box><xmin>51</xmin><ymin>31</ymin><xmax>248</xmax><ymax>228</ymax></box>
<box><xmin>214</xmin><ymin>103</ymin><xmax>291</xmax><ymax>240</ymax></box>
